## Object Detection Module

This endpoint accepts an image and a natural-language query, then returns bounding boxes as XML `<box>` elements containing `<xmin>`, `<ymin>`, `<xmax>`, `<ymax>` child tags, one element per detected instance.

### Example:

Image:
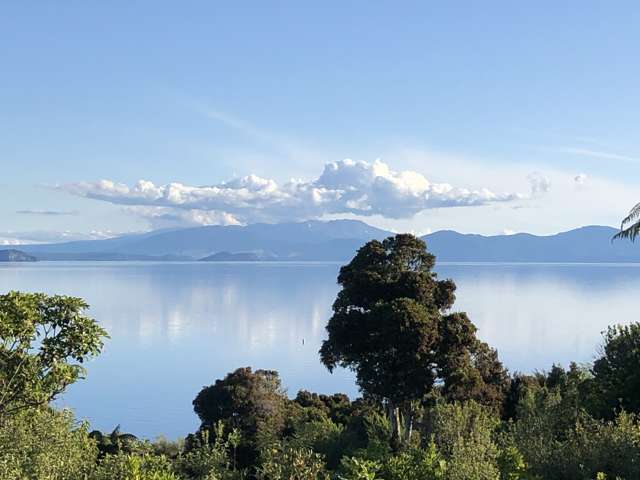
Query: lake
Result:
<box><xmin>1</xmin><ymin>261</ymin><xmax>639</xmax><ymax>439</ymax></box>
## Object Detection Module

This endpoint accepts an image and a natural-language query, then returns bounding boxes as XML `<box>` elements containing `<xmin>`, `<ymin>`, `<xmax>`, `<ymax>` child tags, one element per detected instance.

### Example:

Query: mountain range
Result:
<box><xmin>12</xmin><ymin>220</ymin><xmax>640</xmax><ymax>263</ymax></box>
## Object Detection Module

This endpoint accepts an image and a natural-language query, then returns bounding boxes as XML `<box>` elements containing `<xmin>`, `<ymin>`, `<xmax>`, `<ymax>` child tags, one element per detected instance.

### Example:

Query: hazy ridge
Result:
<box><xmin>12</xmin><ymin>221</ymin><xmax>639</xmax><ymax>263</ymax></box>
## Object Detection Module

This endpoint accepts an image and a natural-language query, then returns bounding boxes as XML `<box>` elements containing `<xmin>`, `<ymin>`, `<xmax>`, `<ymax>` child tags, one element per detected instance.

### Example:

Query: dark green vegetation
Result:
<box><xmin>3</xmin><ymin>235</ymin><xmax>640</xmax><ymax>479</ymax></box>
<box><xmin>320</xmin><ymin>234</ymin><xmax>505</xmax><ymax>447</ymax></box>
<box><xmin>0</xmin><ymin>292</ymin><xmax>107</xmax><ymax>418</ymax></box>
<box><xmin>0</xmin><ymin>249</ymin><xmax>36</xmax><ymax>262</ymax></box>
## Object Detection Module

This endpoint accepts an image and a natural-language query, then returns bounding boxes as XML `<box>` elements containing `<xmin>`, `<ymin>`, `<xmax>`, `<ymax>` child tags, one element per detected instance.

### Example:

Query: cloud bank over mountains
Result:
<box><xmin>61</xmin><ymin>159</ymin><xmax>530</xmax><ymax>227</ymax></box>
<box><xmin>0</xmin><ymin>229</ymin><xmax>115</xmax><ymax>245</ymax></box>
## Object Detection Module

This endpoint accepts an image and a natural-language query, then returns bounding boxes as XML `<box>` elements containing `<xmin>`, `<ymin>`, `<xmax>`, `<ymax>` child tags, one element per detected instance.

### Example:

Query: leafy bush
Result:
<box><xmin>90</xmin><ymin>425</ymin><xmax>142</xmax><ymax>457</ymax></box>
<box><xmin>495</xmin><ymin>445</ymin><xmax>528</xmax><ymax>480</ymax></box>
<box><xmin>257</xmin><ymin>443</ymin><xmax>327</xmax><ymax>480</ymax></box>
<box><xmin>0</xmin><ymin>407</ymin><xmax>97</xmax><ymax>480</ymax></box>
<box><xmin>289</xmin><ymin>417</ymin><xmax>346</xmax><ymax>469</ymax></box>
<box><xmin>91</xmin><ymin>453</ymin><xmax>179</xmax><ymax>480</ymax></box>
<box><xmin>553</xmin><ymin>412</ymin><xmax>640</xmax><ymax>480</ymax></box>
<box><xmin>0</xmin><ymin>292</ymin><xmax>108</xmax><ymax>418</ymax></box>
<box><xmin>382</xmin><ymin>444</ymin><xmax>446</xmax><ymax>480</ymax></box>
<box><xmin>193</xmin><ymin>368</ymin><xmax>287</xmax><ymax>468</ymax></box>
<box><xmin>592</xmin><ymin>324</ymin><xmax>640</xmax><ymax>418</ymax></box>
<box><xmin>337</xmin><ymin>456</ymin><xmax>381</xmax><ymax>480</ymax></box>
<box><xmin>177</xmin><ymin>423</ymin><xmax>244</xmax><ymax>480</ymax></box>
<box><xmin>423</xmin><ymin>402</ymin><xmax>501</xmax><ymax>480</ymax></box>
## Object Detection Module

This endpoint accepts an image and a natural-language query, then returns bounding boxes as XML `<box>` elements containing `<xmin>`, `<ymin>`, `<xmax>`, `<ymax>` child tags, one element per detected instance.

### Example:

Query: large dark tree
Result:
<box><xmin>192</xmin><ymin>367</ymin><xmax>287</xmax><ymax>467</ymax></box>
<box><xmin>320</xmin><ymin>234</ymin><xmax>507</xmax><ymax>444</ymax></box>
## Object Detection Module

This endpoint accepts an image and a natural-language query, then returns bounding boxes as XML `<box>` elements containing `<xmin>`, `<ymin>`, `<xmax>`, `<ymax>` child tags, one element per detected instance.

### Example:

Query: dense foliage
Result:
<box><xmin>0</xmin><ymin>291</ymin><xmax>108</xmax><ymax>418</ymax></box>
<box><xmin>192</xmin><ymin>367</ymin><xmax>286</xmax><ymax>468</ymax></box>
<box><xmin>4</xmin><ymin>235</ymin><xmax>640</xmax><ymax>479</ymax></box>
<box><xmin>320</xmin><ymin>235</ymin><xmax>508</xmax><ymax>444</ymax></box>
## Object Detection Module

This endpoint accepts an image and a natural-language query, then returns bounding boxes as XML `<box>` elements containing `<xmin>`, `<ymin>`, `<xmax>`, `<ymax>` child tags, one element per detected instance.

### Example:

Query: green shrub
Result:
<box><xmin>256</xmin><ymin>443</ymin><xmax>327</xmax><ymax>480</ymax></box>
<box><xmin>337</xmin><ymin>456</ymin><xmax>381</xmax><ymax>480</ymax></box>
<box><xmin>591</xmin><ymin>324</ymin><xmax>640</xmax><ymax>418</ymax></box>
<box><xmin>152</xmin><ymin>436</ymin><xmax>185</xmax><ymax>459</ymax></box>
<box><xmin>177</xmin><ymin>423</ymin><xmax>244</xmax><ymax>480</ymax></box>
<box><xmin>496</xmin><ymin>445</ymin><xmax>528</xmax><ymax>480</ymax></box>
<box><xmin>91</xmin><ymin>453</ymin><xmax>179</xmax><ymax>480</ymax></box>
<box><xmin>508</xmin><ymin>390</ymin><xmax>640</xmax><ymax>480</ymax></box>
<box><xmin>0</xmin><ymin>407</ymin><xmax>97</xmax><ymax>480</ymax></box>
<box><xmin>424</xmin><ymin>402</ymin><xmax>501</xmax><ymax>480</ymax></box>
<box><xmin>289</xmin><ymin>417</ymin><xmax>346</xmax><ymax>469</ymax></box>
<box><xmin>557</xmin><ymin>412</ymin><xmax>640</xmax><ymax>480</ymax></box>
<box><xmin>382</xmin><ymin>443</ymin><xmax>446</xmax><ymax>480</ymax></box>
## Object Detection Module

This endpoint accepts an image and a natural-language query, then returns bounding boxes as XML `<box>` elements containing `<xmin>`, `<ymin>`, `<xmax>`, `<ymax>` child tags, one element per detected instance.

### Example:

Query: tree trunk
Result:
<box><xmin>388</xmin><ymin>402</ymin><xmax>402</xmax><ymax>448</ymax></box>
<box><xmin>402</xmin><ymin>404</ymin><xmax>414</xmax><ymax>443</ymax></box>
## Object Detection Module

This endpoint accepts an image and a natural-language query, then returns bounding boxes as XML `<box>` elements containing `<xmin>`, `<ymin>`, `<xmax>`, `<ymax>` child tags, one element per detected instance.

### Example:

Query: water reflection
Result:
<box><xmin>0</xmin><ymin>261</ymin><xmax>639</xmax><ymax>438</ymax></box>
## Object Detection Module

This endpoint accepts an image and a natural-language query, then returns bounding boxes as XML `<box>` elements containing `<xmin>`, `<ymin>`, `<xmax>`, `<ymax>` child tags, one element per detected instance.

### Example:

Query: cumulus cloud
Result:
<box><xmin>527</xmin><ymin>172</ymin><xmax>551</xmax><ymax>197</ymax></box>
<box><xmin>123</xmin><ymin>206</ymin><xmax>241</xmax><ymax>229</ymax></box>
<box><xmin>60</xmin><ymin>159</ymin><xmax>529</xmax><ymax>224</ymax></box>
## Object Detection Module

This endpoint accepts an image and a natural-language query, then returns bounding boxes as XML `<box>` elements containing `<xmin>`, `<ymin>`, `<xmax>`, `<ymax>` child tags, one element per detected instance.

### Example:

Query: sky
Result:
<box><xmin>2</xmin><ymin>1</ymin><xmax>640</xmax><ymax>243</ymax></box>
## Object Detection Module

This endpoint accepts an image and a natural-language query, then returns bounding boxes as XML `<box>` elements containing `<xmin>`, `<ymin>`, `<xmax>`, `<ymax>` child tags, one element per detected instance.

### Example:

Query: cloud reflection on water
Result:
<box><xmin>1</xmin><ymin>261</ymin><xmax>639</xmax><ymax>438</ymax></box>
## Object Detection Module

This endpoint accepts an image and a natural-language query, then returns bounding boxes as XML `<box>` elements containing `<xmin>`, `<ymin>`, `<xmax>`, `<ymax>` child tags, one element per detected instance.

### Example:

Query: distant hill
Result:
<box><xmin>19</xmin><ymin>220</ymin><xmax>391</xmax><ymax>261</ymax></box>
<box><xmin>15</xmin><ymin>221</ymin><xmax>640</xmax><ymax>263</ymax></box>
<box><xmin>200</xmin><ymin>251</ymin><xmax>265</xmax><ymax>262</ymax></box>
<box><xmin>0</xmin><ymin>249</ymin><xmax>37</xmax><ymax>262</ymax></box>
<box><xmin>422</xmin><ymin>226</ymin><xmax>639</xmax><ymax>263</ymax></box>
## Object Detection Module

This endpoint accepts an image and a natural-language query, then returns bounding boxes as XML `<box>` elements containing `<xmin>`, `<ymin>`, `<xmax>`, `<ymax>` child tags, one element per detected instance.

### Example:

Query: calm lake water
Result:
<box><xmin>1</xmin><ymin>261</ymin><xmax>639</xmax><ymax>439</ymax></box>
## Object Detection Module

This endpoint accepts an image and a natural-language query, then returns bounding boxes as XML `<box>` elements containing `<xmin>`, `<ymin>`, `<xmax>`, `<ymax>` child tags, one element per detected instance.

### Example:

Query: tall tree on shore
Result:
<box><xmin>613</xmin><ymin>202</ymin><xmax>640</xmax><ymax>242</ymax></box>
<box><xmin>0</xmin><ymin>291</ymin><xmax>108</xmax><ymax>418</ymax></box>
<box><xmin>320</xmin><ymin>234</ymin><xmax>507</xmax><ymax>446</ymax></box>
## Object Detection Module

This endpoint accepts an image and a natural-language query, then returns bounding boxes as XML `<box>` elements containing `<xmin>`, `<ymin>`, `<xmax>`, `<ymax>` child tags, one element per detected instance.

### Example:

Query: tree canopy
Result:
<box><xmin>320</xmin><ymin>234</ymin><xmax>507</xmax><ymax>443</ymax></box>
<box><xmin>192</xmin><ymin>367</ymin><xmax>287</xmax><ymax>467</ymax></box>
<box><xmin>591</xmin><ymin>323</ymin><xmax>640</xmax><ymax>418</ymax></box>
<box><xmin>0</xmin><ymin>291</ymin><xmax>108</xmax><ymax>418</ymax></box>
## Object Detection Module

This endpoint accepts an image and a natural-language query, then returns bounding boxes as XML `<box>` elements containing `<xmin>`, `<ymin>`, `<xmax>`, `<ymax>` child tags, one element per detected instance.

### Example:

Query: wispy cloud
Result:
<box><xmin>16</xmin><ymin>209</ymin><xmax>79</xmax><ymax>216</ymax></box>
<box><xmin>201</xmin><ymin>109</ymin><xmax>276</xmax><ymax>144</ymax></box>
<box><xmin>195</xmin><ymin>107</ymin><xmax>324</xmax><ymax>174</ymax></box>
<box><xmin>553</xmin><ymin>147</ymin><xmax>640</xmax><ymax>164</ymax></box>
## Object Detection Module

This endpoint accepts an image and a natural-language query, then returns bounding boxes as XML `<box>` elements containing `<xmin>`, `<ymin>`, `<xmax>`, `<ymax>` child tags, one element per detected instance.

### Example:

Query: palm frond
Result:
<box><xmin>613</xmin><ymin>202</ymin><xmax>640</xmax><ymax>242</ymax></box>
<box><xmin>620</xmin><ymin>202</ymin><xmax>640</xmax><ymax>228</ymax></box>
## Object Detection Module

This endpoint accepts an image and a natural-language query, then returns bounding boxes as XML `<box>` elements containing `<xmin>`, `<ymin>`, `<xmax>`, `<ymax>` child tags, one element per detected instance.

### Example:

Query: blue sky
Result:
<box><xmin>2</xmin><ymin>2</ymin><xmax>639</xmax><ymax>243</ymax></box>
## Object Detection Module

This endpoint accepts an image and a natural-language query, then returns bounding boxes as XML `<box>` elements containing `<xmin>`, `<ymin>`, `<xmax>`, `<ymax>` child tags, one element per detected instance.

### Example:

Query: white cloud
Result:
<box><xmin>60</xmin><ymin>159</ymin><xmax>526</xmax><ymax>224</ymax></box>
<box><xmin>0</xmin><ymin>230</ymin><xmax>117</xmax><ymax>245</ymax></box>
<box><xmin>554</xmin><ymin>147</ymin><xmax>640</xmax><ymax>164</ymax></box>
<box><xmin>527</xmin><ymin>172</ymin><xmax>551</xmax><ymax>197</ymax></box>
<box><xmin>123</xmin><ymin>206</ymin><xmax>241</xmax><ymax>229</ymax></box>
<box><xmin>574</xmin><ymin>173</ymin><xmax>588</xmax><ymax>185</ymax></box>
